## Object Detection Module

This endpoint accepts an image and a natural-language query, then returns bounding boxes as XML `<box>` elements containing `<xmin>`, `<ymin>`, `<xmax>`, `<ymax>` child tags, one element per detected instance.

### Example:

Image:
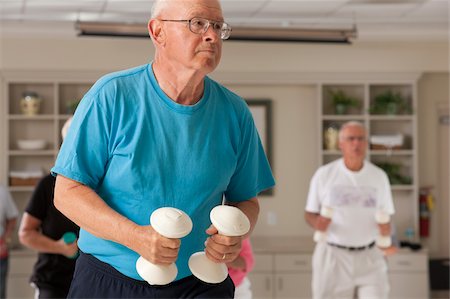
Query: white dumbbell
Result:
<box><xmin>375</xmin><ymin>210</ymin><xmax>392</xmax><ymax>248</ymax></box>
<box><xmin>188</xmin><ymin>205</ymin><xmax>250</xmax><ymax>284</ymax></box>
<box><xmin>313</xmin><ymin>206</ymin><xmax>334</xmax><ymax>242</ymax></box>
<box><xmin>136</xmin><ymin>207</ymin><xmax>192</xmax><ymax>285</ymax></box>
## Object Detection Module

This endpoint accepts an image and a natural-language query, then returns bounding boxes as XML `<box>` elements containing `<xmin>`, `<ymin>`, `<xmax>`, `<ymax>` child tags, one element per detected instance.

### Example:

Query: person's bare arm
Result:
<box><xmin>378</xmin><ymin>222</ymin><xmax>391</xmax><ymax>236</ymax></box>
<box><xmin>231</xmin><ymin>198</ymin><xmax>259</xmax><ymax>238</ymax></box>
<box><xmin>1</xmin><ymin>217</ymin><xmax>16</xmax><ymax>243</ymax></box>
<box><xmin>18</xmin><ymin>212</ymin><xmax>78</xmax><ymax>257</ymax></box>
<box><xmin>305</xmin><ymin>211</ymin><xmax>331</xmax><ymax>231</ymax></box>
<box><xmin>0</xmin><ymin>217</ymin><xmax>17</xmax><ymax>256</ymax></box>
<box><xmin>205</xmin><ymin>198</ymin><xmax>259</xmax><ymax>263</ymax></box>
<box><xmin>54</xmin><ymin>175</ymin><xmax>180</xmax><ymax>265</ymax></box>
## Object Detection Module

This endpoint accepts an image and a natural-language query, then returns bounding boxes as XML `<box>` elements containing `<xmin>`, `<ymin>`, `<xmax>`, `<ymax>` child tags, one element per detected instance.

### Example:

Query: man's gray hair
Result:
<box><xmin>151</xmin><ymin>0</ymin><xmax>168</xmax><ymax>18</ymax></box>
<box><xmin>338</xmin><ymin>121</ymin><xmax>366</xmax><ymax>141</ymax></box>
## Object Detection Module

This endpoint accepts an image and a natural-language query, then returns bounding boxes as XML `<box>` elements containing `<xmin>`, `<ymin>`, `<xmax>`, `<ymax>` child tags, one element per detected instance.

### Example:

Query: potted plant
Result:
<box><xmin>66</xmin><ymin>99</ymin><xmax>81</xmax><ymax>114</ymax></box>
<box><xmin>328</xmin><ymin>89</ymin><xmax>360</xmax><ymax>115</ymax></box>
<box><xmin>370</xmin><ymin>90</ymin><xmax>410</xmax><ymax>115</ymax></box>
<box><xmin>375</xmin><ymin>162</ymin><xmax>412</xmax><ymax>185</ymax></box>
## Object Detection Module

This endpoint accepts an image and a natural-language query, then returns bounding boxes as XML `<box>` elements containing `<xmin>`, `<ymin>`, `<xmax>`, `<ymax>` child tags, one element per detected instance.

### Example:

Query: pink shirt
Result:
<box><xmin>228</xmin><ymin>238</ymin><xmax>254</xmax><ymax>286</ymax></box>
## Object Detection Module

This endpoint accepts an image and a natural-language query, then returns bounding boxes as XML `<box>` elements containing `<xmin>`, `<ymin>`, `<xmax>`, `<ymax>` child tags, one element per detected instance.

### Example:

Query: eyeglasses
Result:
<box><xmin>343</xmin><ymin>136</ymin><xmax>366</xmax><ymax>142</ymax></box>
<box><xmin>160</xmin><ymin>17</ymin><xmax>232</xmax><ymax>40</ymax></box>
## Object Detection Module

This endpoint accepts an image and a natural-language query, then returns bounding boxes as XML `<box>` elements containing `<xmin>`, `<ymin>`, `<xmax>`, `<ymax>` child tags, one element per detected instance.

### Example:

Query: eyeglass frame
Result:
<box><xmin>341</xmin><ymin>136</ymin><xmax>367</xmax><ymax>142</ymax></box>
<box><xmin>159</xmin><ymin>17</ymin><xmax>232</xmax><ymax>40</ymax></box>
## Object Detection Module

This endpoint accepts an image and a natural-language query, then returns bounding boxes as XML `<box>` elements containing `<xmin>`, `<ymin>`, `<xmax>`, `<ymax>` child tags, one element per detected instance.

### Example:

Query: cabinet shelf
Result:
<box><xmin>322</xmin><ymin>115</ymin><xmax>365</xmax><ymax>120</ymax></box>
<box><xmin>8</xmin><ymin>150</ymin><xmax>57</xmax><ymax>156</ymax></box>
<box><xmin>8</xmin><ymin>115</ymin><xmax>55</xmax><ymax>120</ymax></box>
<box><xmin>369</xmin><ymin>115</ymin><xmax>414</xmax><ymax>121</ymax></box>
<box><xmin>391</xmin><ymin>185</ymin><xmax>414</xmax><ymax>191</ymax></box>
<box><xmin>369</xmin><ymin>150</ymin><xmax>414</xmax><ymax>156</ymax></box>
<box><xmin>8</xmin><ymin>186</ymin><xmax>37</xmax><ymax>192</ymax></box>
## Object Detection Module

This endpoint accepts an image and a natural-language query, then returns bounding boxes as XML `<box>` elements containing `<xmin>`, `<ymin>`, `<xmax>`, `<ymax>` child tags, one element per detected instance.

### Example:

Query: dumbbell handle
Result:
<box><xmin>375</xmin><ymin>211</ymin><xmax>392</xmax><ymax>248</ymax></box>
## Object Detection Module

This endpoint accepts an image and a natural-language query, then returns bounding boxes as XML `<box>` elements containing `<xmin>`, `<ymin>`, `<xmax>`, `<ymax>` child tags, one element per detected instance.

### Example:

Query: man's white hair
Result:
<box><xmin>151</xmin><ymin>0</ymin><xmax>223</xmax><ymax>18</ymax></box>
<box><xmin>151</xmin><ymin>0</ymin><xmax>169</xmax><ymax>18</ymax></box>
<box><xmin>338</xmin><ymin>121</ymin><xmax>366</xmax><ymax>141</ymax></box>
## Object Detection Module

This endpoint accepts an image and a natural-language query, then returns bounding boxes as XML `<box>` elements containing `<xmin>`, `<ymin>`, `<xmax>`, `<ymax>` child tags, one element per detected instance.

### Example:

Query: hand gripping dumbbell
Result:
<box><xmin>375</xmin><ymin>210</ymin><xmax>392</xmax><ymax>248</ymax></box>
<box><xmin>136</xmin><ymin>207</ymin><xmax>192</xmax><ymax>285</ymax></box>
<box><xmin>313</xmin><ymin>206</ymin><xmax>334</xmax><ymax>242</ymax></box>
<box><xmin>61</xmin><ymin>232</ymin><xmax>79</xmax><ymax>259</ymax></box>
<box><xmin>188</xmin><ymin>205</ymin><xmax>250</xmax><ymax>284</ymax></box>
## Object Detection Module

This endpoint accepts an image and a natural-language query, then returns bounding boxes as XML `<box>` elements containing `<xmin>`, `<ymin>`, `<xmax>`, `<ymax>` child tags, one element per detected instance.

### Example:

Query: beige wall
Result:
<box><xmin>225</xmin><ymin>84</ymin><xmax>318</xmax><ymax>236</ymax></box>
<box><xmin>0</xmin><ymin>37</ymin><xmax>448</xmax><ymax>72</ymax></box>
<box><xmin>418</xmin><ymin>73</ymin><xmax>450</xmax><ymax>257</ymax></box>
<box><xmin>0</xmin><ymin>36</ymin><xmax>448</xmax><ymax>239</ymax></box>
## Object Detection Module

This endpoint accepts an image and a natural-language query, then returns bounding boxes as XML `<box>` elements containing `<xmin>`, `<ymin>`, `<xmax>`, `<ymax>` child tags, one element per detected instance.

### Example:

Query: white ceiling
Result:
<box><xmin>0</xmin><ymin>0</ymin><xmax>449</xmax><ymax>42</ymax></box>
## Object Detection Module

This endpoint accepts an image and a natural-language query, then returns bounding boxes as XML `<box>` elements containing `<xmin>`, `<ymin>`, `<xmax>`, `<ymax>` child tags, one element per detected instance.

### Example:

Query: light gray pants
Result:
<box><xmin>312</xmin><ymin>242</ymin><xmax>389</xmax><ymax>299</ymax></box>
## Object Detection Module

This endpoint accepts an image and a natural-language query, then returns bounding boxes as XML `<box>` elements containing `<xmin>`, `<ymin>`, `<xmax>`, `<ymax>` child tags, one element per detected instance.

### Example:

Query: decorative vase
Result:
<box><xmin>334</xmin><ymin>104</ymin><xmax>347</xmax><ymax>115</ymax></box>
<box><xmin>20</xmin><ymin>92</ymin><xmax>42</xmax><ymax>116</ymax></box>
<box><xmin>386</xmin><ymin>102</ymin><xmax>398</xmax><ymax>115</ymax></box>
<box><xmin>324</xmin><ymin>125</ymin><xmax>339</xmax><ymax>150</ymax></box>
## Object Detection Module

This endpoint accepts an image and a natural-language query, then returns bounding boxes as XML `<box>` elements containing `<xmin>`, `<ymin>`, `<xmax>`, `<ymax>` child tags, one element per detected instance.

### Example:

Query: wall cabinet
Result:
<box><xmin>249</xmin><ymin>253</ymin><xmax>312</xmax><ymax>299</ymax></box>
<box><xmin>388</xmin><ymin>251</ymin><xmax>429</xmax><ymax>299</ymax></box>
<box><xmin>319</xmin><ymin>79</ymin><xmax>419</xmax><ymax>242</ymax></box>
<box><xmin>7</xmin><ymin>251</ymin><xmax>37</xmax><ymax>299</ymax></box>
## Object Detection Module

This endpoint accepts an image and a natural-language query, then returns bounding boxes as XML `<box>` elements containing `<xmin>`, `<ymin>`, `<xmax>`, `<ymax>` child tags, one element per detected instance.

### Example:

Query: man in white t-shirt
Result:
<box><xmin>305</xmin><ymin>121</ymin><xmax>394</xmax><ymax>299</ymax></box>
<box><xmin>0</xmin><ymin>184</ymin><xmax>18</xmax><ymax>299</ymax></box>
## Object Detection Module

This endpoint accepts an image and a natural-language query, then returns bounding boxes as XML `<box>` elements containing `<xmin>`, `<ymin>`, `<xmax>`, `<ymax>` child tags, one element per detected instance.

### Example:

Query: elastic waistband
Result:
<box><xmin>78</xmin><ymin>252</ymin><xmax>195</xmax><ymax>288</ymax></box>
<box><xmin>327</xmin><ymin>241</ymin><xmax>376</xmax><ymax>251</ymax></box>
<box><xmin>78</xmin><ymin>252</ymin><xmax>149</xmax><ymax>286</ymax></box>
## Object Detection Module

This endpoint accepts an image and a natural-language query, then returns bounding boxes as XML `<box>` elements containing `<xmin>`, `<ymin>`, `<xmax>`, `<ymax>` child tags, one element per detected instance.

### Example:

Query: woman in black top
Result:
<box><xmin>19</xmin><ymin>173</ymin><xmax>79</xmax><ymax>298</ymax></box>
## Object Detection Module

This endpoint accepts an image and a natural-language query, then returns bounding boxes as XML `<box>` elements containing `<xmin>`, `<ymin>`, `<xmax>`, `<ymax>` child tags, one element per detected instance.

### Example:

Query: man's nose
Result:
<box><xmin>203</xmin><ymin>23</ymin><xmax>220</xmax><ymax>41</ymax></box>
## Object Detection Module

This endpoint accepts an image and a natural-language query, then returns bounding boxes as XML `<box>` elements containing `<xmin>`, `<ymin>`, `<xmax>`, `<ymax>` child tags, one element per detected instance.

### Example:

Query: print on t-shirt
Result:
<box><xmin>331</xmin><ymin>185</ymin><xmax>377</xmax><ymax>208</ymax></box>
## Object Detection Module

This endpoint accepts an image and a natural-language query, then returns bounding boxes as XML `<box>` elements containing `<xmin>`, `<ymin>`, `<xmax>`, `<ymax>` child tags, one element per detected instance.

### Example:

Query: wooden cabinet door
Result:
<box><xmin>248</xmin><ymin>273</ymin><xmax>274</xmax><ymax>299</ymax></box>
<box><xmin>389</xmin><ymin>273</ymin><xmax>428</xmax><ymax>299</ymax></box>
<box><xmin>275</xmin><ymin>273</ymin><xmax>312</xmax><ymax>299</ymax></box>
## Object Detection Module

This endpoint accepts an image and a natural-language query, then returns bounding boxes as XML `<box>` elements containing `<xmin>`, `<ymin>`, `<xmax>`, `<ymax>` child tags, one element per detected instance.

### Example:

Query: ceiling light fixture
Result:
<box><xmin>230</xmin><ymin>26</ymin><xmax>357</xmax><ymax>43</ymax></box>
<box><xmin>76</xmin><ymin>21</ymin><xmax>357</xmax><ymax>44</ymax></box>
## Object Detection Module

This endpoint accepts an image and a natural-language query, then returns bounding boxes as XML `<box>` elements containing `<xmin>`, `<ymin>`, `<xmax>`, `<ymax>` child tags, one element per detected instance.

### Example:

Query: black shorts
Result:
<box><xmin>68</xmin><ymin>252</ymin><xmax>235</xmax><ymax>298</ymax></box>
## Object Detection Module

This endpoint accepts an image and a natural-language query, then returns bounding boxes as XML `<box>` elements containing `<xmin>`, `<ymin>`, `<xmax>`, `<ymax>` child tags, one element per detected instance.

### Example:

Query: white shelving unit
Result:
<box><xmin>318</xmin><ymin>79</ymin><xmax>419</xmax><ymax>242</ymax></box>
<box><xmin>2</xmin><ymin>75</ymin><xmax>93</xmax><ymax>248</ymax></box>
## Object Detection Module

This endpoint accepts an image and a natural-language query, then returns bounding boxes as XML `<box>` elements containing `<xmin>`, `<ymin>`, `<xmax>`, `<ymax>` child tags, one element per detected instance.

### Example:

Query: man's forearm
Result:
<box><xmin>54</xmin><ymin>175</ymin><xmax>139</xmax><ymax>251</ymax></box>
<box><xmin>232</xmin><ymin>198</ymin><xmax>259</xmax><ymax>238</ymax></box>
<box><xmin>304</xmin><ymin>211</ymin><xmax>319</xmax><ymax>229</ymax></box>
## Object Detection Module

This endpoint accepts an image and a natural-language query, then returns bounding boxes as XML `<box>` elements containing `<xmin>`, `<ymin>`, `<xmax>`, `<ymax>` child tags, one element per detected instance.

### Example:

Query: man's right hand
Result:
<box><xmin>131</xmin><ymin>225</ymin><xmax>181</xmax><ymax>265</ymax></box>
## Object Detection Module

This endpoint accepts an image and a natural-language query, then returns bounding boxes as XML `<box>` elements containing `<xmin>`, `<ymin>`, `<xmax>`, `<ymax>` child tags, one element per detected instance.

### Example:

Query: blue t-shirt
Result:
<box><xmin>51</xmin><ymin>63</ymin><xmax>275</xmax><ymax>281</ymax></box>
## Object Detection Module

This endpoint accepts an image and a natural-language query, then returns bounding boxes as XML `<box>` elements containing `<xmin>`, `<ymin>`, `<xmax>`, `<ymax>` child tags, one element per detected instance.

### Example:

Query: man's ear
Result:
<box><xmin>148</xmin><ymin>19</ymin><xmax>165</xmax><ymax>45</ymax></box>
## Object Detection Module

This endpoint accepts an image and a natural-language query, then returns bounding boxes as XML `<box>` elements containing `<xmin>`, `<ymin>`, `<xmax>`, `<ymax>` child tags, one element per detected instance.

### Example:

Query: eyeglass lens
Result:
<box><xmin>189</xmin><ymin>17</ymin><xmax>231</xmax><ymax>39</ymax></box>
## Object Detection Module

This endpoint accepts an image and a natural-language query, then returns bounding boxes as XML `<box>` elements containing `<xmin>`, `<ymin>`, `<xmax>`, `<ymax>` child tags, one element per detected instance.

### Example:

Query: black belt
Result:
<box><xmin>327</xmin><ymin>241</ymin><xmax>376</xmax><ymax>251</ymax></box>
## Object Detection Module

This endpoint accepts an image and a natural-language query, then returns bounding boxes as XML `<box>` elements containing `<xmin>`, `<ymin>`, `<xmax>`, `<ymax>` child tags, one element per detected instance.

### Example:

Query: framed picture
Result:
<box><xmin>246</xmin><ymin>99</ymin><xmax>274</xmax><ymax>196</ymax></box>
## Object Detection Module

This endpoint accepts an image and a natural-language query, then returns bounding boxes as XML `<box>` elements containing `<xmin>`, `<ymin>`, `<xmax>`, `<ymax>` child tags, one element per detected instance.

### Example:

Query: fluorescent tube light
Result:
<box><xmin>76</xmin><ymin>21</ymin><xmax>357</xmax><ymax>43</ymax></box>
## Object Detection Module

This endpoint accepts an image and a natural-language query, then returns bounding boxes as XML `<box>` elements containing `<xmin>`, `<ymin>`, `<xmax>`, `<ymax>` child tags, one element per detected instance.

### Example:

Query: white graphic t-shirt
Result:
<box><xmin>306</xmin><ymin>158</ymin><xmax>395</xmax><ymax>247</ymax></box>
